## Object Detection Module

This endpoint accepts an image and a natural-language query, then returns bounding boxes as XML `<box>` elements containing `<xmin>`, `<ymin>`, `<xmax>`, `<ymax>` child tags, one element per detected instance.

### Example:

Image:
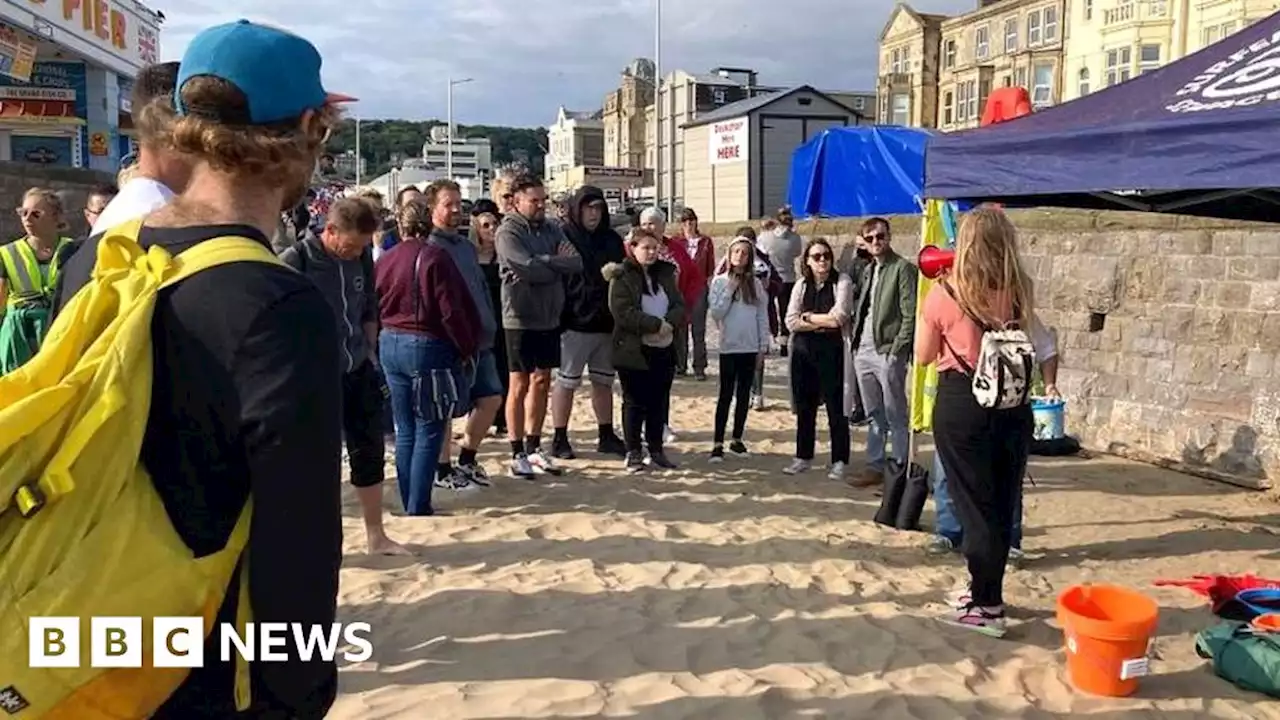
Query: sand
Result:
<box><xmin>330</xmin><ymin>352</ymin><xmax>1280</xmax><ymax>720</ymax></box>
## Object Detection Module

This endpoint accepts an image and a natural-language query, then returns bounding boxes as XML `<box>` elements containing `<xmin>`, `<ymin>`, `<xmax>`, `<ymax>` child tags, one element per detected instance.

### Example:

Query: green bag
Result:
<box><xmin>0</xmin><ymin>302</ymin><xmax>50</xmax><ymax>375</ymax></box>
<box><xmin>1195</xmin><ymin>620</ymin><xmax>1280</xmax><ymax>698</ymax></box>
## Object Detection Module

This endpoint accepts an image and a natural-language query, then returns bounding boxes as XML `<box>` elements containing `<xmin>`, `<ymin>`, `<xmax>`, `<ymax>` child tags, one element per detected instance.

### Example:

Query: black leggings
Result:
<box><xmin>789</xmin><ymin>334</ymin><xmax>849</xmax><ymax>463</ymax></box>
<box><xmin>714</xmin><ymin>353</ymin><xmax>756</xmax><ymax>444</ymax></box>
<box><xmin>342</xmin><ymin>361</ymin><xmax>386</xmax><ymax>488</ymax></box>
<box><xmin>932</xmin><ymin>370</ymin><xmax>1032</xmax><ymax>608</ymax></box>
<box><xmin>618</xmin><ymin>346</ymin><xmax>676</xmax><ymax>454</ymax></box>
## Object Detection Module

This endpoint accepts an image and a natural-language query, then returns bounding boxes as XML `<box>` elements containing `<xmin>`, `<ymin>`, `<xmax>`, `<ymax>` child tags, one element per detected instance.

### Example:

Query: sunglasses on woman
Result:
<box><xmin>16</xmin><ymin>208</ymin><xmax>43</xmax><ymax>220</ymax></box>
<box><xmin>808</xmin><ymin>251</ymin><xmax>832</xmax><ymax>261</ymax></box>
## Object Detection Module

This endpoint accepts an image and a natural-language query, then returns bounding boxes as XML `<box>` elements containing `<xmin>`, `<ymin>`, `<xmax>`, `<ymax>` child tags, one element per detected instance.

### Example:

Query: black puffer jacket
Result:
<box><xmin>561</xmin><ymin>185</ymin><xmax>626</xmax><ymax>334</ymax></box>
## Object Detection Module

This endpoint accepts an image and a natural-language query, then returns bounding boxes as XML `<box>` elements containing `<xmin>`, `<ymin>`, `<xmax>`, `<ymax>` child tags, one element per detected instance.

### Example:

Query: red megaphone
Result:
<box><xmin>918</xmin><ymin>245</ymin><xmax>955</xmax><ymax>280</ymax></box>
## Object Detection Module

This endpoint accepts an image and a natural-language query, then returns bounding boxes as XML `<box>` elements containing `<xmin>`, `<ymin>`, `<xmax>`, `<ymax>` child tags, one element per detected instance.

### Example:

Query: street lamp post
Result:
<box><xmin>653</xmin><ymin>0</ymin><xmax>661</xmax><ymax>214</ymax></box>
<box><xmin>447</xmin><ymin>77</ymin><xmax>474</xmax><ymax>180</ymax></box>
<box><xmin>354</xmin><ymin>110</ymin><xmax>361</xmax><ymax>185</ymax></box>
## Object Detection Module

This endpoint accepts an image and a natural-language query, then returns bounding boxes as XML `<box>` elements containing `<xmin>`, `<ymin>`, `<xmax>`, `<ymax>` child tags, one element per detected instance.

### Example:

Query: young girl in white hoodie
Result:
<box><xmin>707</xmin><ymin>236</ymin><xmax>771</xmax><ymax>461</ymax></box>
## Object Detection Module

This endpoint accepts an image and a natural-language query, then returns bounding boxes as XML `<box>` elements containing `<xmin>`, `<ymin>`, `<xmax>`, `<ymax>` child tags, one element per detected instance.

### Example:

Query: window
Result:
<box><xmin>1032</xmin><ymin>62</ymin><xmax>1054</xmax><ymax>106</ymax></box>
<box><xmin>1084</xmin><ymin>0</ymin><xmax>1093</xmax><ymax>20</ymax></box>
<box><xmin>944</xmin><ymin>38</ymin><xmax>956</xmax><ymax>69</ymax></box>
<box><xmin>964</xmin><ymin>80</ymin><xmax>979</xmax><ymax>120</ymax></box>
<box><xmin>975</xmin><ymin>25</ymin><xmax>990</xmax><ymax>60</ymax></box>
<box><xmin>1002</xmin><ymin>74</ymin><xmax>1013</xmax><ymax>87</ymax></box>
<box><xmin>1005</xmin><ymin>17</ymin><xmax>1018</xmax><ymax>53</ymax></box>
<box><xmin>942</xmin><ymin>90</ymin><xmax>954</xmax><ymax>125</ymax></box>
<box><xmin>1106</xmin><ymin>47</ymin><xmax>1132</xmax><ymax>86</ymax></box>
<box><xmin>890</xmin><ymin>47</ymin><xmax>904</xmax><ymax>73</ymax></box>
<box><xmin>712</xmin><ymin>88</ymin><xmax>726</xmax><ymax>104</ymax></box>
<box><xmin>979</xmin><ymin>77</ymin><xmax>992</xmax><ymax>114</ymax></box>
<box><xmin>1015</xmin><ymin>66</ymin><xmax>1027</xmax><ymax>88</ymax></box>
<box><xmin>1027</xmin><ymin>11</ymin><xmax>1042</xmax><ymax>46</ymax></box>
<box><xmin>891</xmin><ymin>93</ymin><xmax>910</xmax><ymax>125</ymax></box>
<box><xmin>956</xmin><ymin>81</ymin><xmax>972</xmax><ymax>122</ymax></box>
<box><xmin>1139</xmin><ymin>44</ymin><xmax>1161</xmax><ymax>73</ymax></box>
<box><xmin>1078</xmin><ymin>67</ymin><xmax>1090</xmax><ymax>96</ymax></box>
<box><xmin>1148</xmin><ymin>0</ymin><xmax>1167</xmax><ymax>17</ymax></box>
<box><xmin>1044</xmin><ymin>6</ymin><xmax>1058</xmax><ymax>41</ymax></box>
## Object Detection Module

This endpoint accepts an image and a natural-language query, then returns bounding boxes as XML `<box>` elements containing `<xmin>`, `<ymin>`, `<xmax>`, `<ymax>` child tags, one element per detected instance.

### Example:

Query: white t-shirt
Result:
<box><xmin>91</xmin><ymin>177</ymin><xmax>175</xmax><ymax>235</ymax></box>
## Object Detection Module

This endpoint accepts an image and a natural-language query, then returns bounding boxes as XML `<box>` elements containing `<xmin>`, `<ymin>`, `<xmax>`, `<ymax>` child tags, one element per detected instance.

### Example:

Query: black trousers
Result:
<box><xmin>618</xmin><ymin>345</ymin><xmax>676</xmax><ymax>454</ymax></box>
<box><xmin>342</xmin><ymin>361</ymin><xmax>386</xmax><ymax>488</ymax></box>
<box><xmin>776</xmin><ymin>281</ymin><xmax>795</xmax><ymax>337</ymax></box>
<box><xmin>491</xmin><ymin>325</ymin><xmax>509</xmax><ymax>430</ymax></box>
<box><xmin>790</xmin><ymin>334</ymin><xmax>849</xmax><ymax>463</ymax></box>
<box><xmin>932</xmin><ymin>370</ymin><xmax>1032</xmax><ymax>607</ymax></box>
<box><xmin>714</xmin><ymin>353</ymin><xmax>756</xmax><ymax>444</ymax></box>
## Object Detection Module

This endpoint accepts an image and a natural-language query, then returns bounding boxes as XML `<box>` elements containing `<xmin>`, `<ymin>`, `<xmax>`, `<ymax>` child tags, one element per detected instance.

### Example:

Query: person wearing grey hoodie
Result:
<box><xmin>279</xmin><ymin>197</ymin><xmax>408</xmax><ymax>557</ymax></box>
<box><xmin>423</xmin><ymin>179</ymin><xmax>504</xmax><ymax>492</ymax></box>
<box><xmin>495</xmin><ymin>173</ymin><xmax>583</xmax><ymax>478</ymax></box>
<box><xmin>756</xmin><ymin>206</ymin><xmax>804</xmax><ymax>356</ymax></box>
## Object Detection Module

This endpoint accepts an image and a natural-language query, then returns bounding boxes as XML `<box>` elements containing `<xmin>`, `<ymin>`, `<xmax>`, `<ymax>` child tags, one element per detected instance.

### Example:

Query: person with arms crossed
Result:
<box><xmin>53</xmin><ymin>20</ymin><xmax>351</xmax><ymax>717</ymax></box>
<box><xmin>495</xmin><ymin>174</ymin><xmax>583</xmax><ymax>477</ymax></box>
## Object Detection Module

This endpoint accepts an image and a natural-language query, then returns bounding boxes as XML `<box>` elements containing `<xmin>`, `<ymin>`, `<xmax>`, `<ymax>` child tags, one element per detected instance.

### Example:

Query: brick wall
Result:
<box><xmin>0</xmin><ymin>161</ymin><xmax>118</xmax><ymax>240</ymax></box>
<box><xmin>707</xmin><ymin>209</ymin><xmax>1279</xmax><ymax>488</ymax></box>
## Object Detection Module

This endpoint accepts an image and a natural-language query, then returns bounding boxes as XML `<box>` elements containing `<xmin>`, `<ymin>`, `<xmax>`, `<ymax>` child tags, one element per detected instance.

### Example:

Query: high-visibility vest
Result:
<box><xmin>0</xmin><ymin>237</ymin><xmax>72</xmax><ymax>308</ymax></box>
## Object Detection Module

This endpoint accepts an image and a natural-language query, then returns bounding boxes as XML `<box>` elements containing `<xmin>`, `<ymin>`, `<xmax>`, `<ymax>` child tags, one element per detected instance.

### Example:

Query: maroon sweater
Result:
<box><xmin>375</xmin><ymin>239</ymin><xmax>481</xmax><ymax>359</ymax></box>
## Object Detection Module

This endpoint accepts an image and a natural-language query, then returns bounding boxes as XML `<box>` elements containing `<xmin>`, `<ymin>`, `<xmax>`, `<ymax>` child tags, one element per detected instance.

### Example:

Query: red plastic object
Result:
<box><xmin>1152</xmin><ymin>574</ymin><xmax>1280</xmax><ymax>611</ymax></box>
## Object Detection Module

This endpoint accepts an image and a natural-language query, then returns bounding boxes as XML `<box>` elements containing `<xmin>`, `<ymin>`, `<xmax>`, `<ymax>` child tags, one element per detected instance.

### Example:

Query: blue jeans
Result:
<box><xmin>854</xmin><ymin>348</ymin><xmax>910</xmax><ymax>472</ymax></box>
<box><xmin>379</xmin><ymin>330</ymin><xmax>464</xmax><ymax>516</ymax></box>
<box><xmin>933</xmin><ymin>452</ymin><xmax>1023</xmax><ymax>549</ymax></box>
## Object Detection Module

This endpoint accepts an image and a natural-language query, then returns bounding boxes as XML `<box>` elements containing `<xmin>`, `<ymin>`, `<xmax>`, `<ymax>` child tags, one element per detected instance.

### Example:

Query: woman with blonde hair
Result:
<box><xmin>0</xmin><ymin>187</ymin><xmax>74</xmax><ymax>372</ymax></box>
<box><xmin>915</xmin><ymin>206</ymin><xmax>1036</xmax><ymax>637</ymax></box>
<box><xmin>470</xmin><ymin>208</ymin><xmax>507</xmax><ymax>435</ymax></box>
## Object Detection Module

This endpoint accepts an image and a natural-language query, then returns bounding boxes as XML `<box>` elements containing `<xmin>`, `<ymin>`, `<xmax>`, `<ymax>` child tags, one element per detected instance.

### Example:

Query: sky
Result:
<box><xmin>156</xmin><ymin>0</ymin><xmax>971</xmax><ymax>128</ymax></box>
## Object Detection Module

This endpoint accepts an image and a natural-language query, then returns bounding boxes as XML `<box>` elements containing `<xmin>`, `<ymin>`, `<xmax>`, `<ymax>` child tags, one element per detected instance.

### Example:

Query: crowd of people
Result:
<box><xmin>0</xmin><ymin>19</ymin><xmax>1072</xmax><ymax>718</ymax></box>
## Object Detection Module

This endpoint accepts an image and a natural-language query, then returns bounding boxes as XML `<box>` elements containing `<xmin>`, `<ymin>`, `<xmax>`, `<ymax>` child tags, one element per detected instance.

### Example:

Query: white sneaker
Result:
<box><xmin>527</xmin><ymin>449</ymin><xmax>565</xmax><ymax>476</ymax></box>
<box><xmin>510</xmin><ymin>453</ymin><xmax>535</xmax><ymax>479</ymax></box>
<box><xmin>664</xmin><ymin>425</ymin><xmax>678</xmax><ymax>444</ymax></box>
<box><xmin>752</xmin><ymin>393</ymin><xmax>765</xmax><ymax>411</ymax></box>
<box><xmin>434</xmin><ymin>469</ymin><xmax>480</xmax><ymax>493</ymax></box>
<box><xmin>827</xmin><ymin>461</ymin><xmax>847</xmax><ymax>480</ymax></box>
<box><xmin>782</xmin><ymin>458</ymin><xmax>811</xmax><ymax>475</ymax></box>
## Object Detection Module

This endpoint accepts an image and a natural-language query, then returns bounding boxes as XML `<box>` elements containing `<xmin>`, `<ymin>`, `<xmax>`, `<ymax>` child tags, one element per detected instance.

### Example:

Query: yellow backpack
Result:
<box><xmin>0</xmin><ymin>219</ymin><xmax>287</xmax><ymax>718</ymax></box>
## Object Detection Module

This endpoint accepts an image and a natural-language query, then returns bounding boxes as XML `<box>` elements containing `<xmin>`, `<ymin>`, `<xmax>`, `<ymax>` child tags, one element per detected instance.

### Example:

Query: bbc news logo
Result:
<box><xmin>28</xmin><ymin>617</ymin><xmax>373</xmax><ymax>667</ymax></box>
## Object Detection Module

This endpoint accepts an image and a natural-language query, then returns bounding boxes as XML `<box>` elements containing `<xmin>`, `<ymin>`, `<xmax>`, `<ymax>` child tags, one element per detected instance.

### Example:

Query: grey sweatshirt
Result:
<box><xmin>430</xmin><ymin>226</ymin><xmax>496</xmax><ymax>351</ymax></box>
<box><xmin>495</xmin><ymin>212</ymin><xmax>583</xmax><ymax>330</ymax></box>
<box><xmin>279</xmin><ymin>237</ymin><xmax>376</xmax><ymax>374</ymax></box>
<box><xmin>707</xmin><ymin>274</ymin><xmax>771</xmax><ymax>355</ymax></box>
<box><xmin>757</xmin><ymin>228</ymin><xmax>804</xmax><ymax>283</ymax></box>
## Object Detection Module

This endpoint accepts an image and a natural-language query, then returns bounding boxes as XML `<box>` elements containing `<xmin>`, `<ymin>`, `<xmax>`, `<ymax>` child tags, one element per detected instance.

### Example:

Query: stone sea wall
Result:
<box><xmin>704</xmin><ymin>209</ymin><xmax>1280</xmax><ymax>489</ymax></box>
<box><xmin>0</xmin><ymin>161</ymin><xmax>117</xmax><ymax>240</ymax></box>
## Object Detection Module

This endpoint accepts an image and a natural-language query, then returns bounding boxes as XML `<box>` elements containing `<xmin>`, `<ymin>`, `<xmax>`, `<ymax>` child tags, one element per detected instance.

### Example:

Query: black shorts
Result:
<box><xmin>342</xmin><ymin>361</ymin><xmax>386</xmax><ymax>488</ymax></box>
<box><xmin>505</xmin><ymin>329</ymin><xmax>561</xmax><ymax>372</ymax></box>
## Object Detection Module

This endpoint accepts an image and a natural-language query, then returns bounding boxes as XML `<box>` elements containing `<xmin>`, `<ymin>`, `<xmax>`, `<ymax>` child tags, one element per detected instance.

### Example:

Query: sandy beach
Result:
<box><xmin>330</xmin><ymin>352</ymin><xmax>1280</xmax><ymax>719</ymax></box>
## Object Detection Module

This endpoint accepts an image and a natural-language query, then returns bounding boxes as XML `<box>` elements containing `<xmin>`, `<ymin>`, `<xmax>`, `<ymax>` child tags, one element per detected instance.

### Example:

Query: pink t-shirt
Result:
<box><xmin>921</xmin><ymin>283</ymin><xmax>1014</xmax><ymax>372</ymax></box>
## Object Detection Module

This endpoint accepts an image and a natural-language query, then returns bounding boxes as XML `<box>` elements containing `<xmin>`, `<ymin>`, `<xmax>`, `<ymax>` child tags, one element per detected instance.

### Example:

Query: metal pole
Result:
<box><xmin>354</xmin><ymin>112</ymin><xmax>362</xmax><ymax>185</ymax></box>
<box><xmin>653</xmin><ymin>0</ymin><xmax>661</xmax><ymax>213</ymax></box>
<box><xmin>446</xmin><ymin>79</ymin><xmax>454</xmax><ymax>180</ymax></box>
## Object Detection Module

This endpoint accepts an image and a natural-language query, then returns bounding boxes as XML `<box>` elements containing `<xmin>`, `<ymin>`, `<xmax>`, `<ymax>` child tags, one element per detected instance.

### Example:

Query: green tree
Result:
<box><xmin>327</xmin><ymin>119</ymin><xmax>549</xmax><ymax>179</ymax></box>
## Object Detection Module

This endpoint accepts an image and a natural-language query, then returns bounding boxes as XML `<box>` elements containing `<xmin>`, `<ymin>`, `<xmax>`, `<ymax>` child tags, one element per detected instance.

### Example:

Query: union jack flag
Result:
<box><xmin>138</xmin><ymin>28</ymin><xmax>157</xmax><ymax>64</ymax></box>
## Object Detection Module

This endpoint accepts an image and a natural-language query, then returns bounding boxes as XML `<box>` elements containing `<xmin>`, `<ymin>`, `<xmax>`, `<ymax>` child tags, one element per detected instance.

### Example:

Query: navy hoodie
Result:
<box><xmin>561</xmin><ymin>185</ymin><xmax>626</xmax><ymax>334</ymax></box>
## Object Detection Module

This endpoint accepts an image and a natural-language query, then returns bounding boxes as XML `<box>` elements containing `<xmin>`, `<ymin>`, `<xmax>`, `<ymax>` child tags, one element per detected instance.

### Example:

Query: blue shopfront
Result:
<box><xmin>0</xmin><ymin>60</ymin><xmax>88</xmax><ymax>168</ymax></box>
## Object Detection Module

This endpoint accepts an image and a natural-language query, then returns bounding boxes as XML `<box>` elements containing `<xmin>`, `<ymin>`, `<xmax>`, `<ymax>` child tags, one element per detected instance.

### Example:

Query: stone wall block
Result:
<box><xmin>1214</xmin><ymin>281</ymin><xmax>1253</xmax><ymax>309</ymax></box>
<box><xmin>1227</xmin><ymin>257</ymin><xmax>1280</xmax><ymax>281</ymax></box>
<box><xmin>1251</xmin><ymin>282</ymin><xmax>1280</xmax><ymax>312</ymax></box>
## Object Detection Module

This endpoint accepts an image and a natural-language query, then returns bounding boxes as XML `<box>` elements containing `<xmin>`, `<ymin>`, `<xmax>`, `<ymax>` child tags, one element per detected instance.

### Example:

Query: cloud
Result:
<box><xmin>157</xmin><ymin>0</ymin><xmax>971</xmax><ymax>127</ymax></box>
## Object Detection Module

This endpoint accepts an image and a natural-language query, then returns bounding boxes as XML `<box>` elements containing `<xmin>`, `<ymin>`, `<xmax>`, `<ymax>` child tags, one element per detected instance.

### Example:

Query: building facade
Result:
<box><xmin>681</xmin><ymin>86</ymin><xmax>865</xmax><ymax>224</ymax></box>
<box><xmin>877</xmin><ymin>4</ymin><xmax>947</xmax><ymax>127</ymax></box>
<box><xmin>420</xmin><ymin>124</ymin><xmax>493</xmax><ymax>188</ymax></box>
<box><xmin>601</xmin><ymin>58</ymin><xmax>655</xmax><ymax>170</ymax></box>
<box><xmin>1063</xmin><ymin>0</ymin><xmax>1280</xmax><ymax>103</ymax></box>
<box><xmin>654</xmin><ymin>67</ymin><xmax>779</xmax><ymax>211</ymax></box>
<box><xmin>936</xmin><ymin>0</ymin><xmax>1066</xmax><ymax>131</ymax></box>
<box><xmin>544</xmin><ymin>106</ymin><xmax>603</xmax><ymax>192</ymax></box>
<box><xmin>0</xmin><ymin>0</ymin><xmax>162</xmax><ymax>172</ymax></box>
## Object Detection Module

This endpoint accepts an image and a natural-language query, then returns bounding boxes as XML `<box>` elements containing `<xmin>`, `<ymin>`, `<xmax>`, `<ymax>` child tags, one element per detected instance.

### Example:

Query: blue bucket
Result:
<box><xmin>1032</xmin><ymin>398</ymin><xmax>1066</xmax><ymax>440</ymax></box>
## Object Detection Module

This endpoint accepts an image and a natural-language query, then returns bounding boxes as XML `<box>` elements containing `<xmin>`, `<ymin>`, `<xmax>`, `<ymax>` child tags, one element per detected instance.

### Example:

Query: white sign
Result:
<box><xmin>708</xmin><ymin>116</ymin><xmax>749</xmax><ymax>165</ymax></box>
<box><xmin>5</xmin><ymin>0</ymin><xmax>162</xmax><ymax>78</ymax></box>
<box><xmin>1167</xmin><ymin>28</ymin><xmax>1280</xmax><ymax>113</ymax></box>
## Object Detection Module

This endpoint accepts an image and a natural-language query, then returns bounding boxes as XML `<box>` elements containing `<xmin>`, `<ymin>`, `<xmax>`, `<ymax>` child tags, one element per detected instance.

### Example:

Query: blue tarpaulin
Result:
<box><xmin>788</xmin><ymin>126</ymin><xmax>936</xmax><ymax>218</ymax></box>
<box><xmin>925</xmin><ymin>10</ymin><xmax>1280</xmax><ymax>221</ymax></box>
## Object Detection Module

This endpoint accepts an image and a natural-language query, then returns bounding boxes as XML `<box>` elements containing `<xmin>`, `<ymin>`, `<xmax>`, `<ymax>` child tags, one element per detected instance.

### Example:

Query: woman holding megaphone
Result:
<box><xmin>914</xmin><ymin>206</ymin><xmax>1042</xmax><ymax>638</ymax></box>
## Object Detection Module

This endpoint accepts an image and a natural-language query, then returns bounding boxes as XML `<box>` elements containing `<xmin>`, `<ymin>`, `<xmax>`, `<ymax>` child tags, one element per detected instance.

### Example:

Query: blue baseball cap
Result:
<box><xmin>175</xmin><ymin>20</ymin><xmax>355</xmax><ymax>124</ymax></box>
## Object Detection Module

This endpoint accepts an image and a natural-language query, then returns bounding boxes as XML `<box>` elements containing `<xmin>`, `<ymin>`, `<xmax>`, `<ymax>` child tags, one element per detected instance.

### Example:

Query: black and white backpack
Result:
<box><xmin>941</xmin><ymin>283</ymin><xmax>1035</xmax><ymax>410</ymax></box>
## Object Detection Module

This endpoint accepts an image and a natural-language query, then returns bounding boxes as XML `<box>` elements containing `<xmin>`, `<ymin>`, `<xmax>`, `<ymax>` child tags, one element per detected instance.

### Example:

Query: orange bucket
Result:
<box><xmin>1056</xmin><ymin>584</ymin><xmax>1159</xmax><ymax>697</ymax></box>
<box><xmin>1252</xmin><ymin>613</ymin><xmax>1280</xmax><ymax>632</ymax></box>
